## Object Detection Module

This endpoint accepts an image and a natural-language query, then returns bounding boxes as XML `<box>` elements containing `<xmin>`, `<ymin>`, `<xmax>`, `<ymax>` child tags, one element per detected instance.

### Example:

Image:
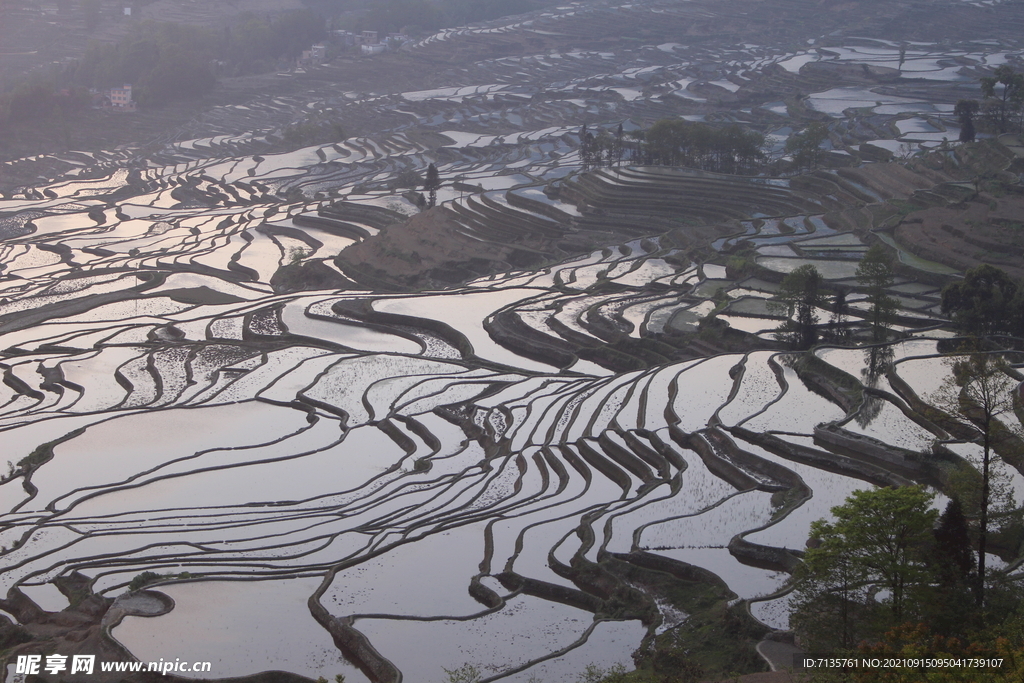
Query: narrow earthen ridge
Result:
<box><xmin>308</xmin><ymin>577</ymin><xmax>402</xmax><ymax>683</ymax></box>
<box><xmin>728</xmin><ymin>426</ymin><xmax>909</xmax><ymax>487</ymax></box>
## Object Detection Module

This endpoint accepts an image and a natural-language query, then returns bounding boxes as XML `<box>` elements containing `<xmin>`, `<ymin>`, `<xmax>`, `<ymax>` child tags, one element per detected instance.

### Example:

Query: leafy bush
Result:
<box><xmin>128</xmin><ymin>571</ymin><xmax>162</xmax><ymax>591</ymax></box>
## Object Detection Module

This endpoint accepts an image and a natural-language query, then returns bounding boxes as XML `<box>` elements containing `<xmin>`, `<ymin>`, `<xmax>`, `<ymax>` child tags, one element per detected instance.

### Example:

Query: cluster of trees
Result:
<box><xmin>791</xmin><ymin>484</ymin><xmax>1024</xmax><ymax>656</ymax></box>
<box><xmin>769</xmin><ymin>263</ymin><xmax>828</xmax><ymax>349</ymax></box>
<box><xmin>955</xmin><ymin>98</ymin><xmax>980</xmax><ymax>143</ymax></box>
<box><xmin>393</xmin><ymin>163</ymin><xmax>441</xmax><ymax>209</ymax></box>
<box><xmin>795</xmin><ymin>348</ymin><xmax>1023</xmax><ymax>657</ymax></box>
<box><xmin>281</xmin><ymin>114</ymin><xmax>346</xmax><ymax>148</ymax></box>
<box><xmin>580</xmin><ymin>119</ymin><xmax>768</xmax><ymax>175</ymax></box>
<box><xmin>784</xmin><ymin>122</ymin><xmax>830</xmax><ymax>172</ymax></box>
<box><xmin>941</xmin><ymin>264</ymin><xmax>1024</xmax><ymax>339</ymax></box>
<box><xmin>771</xmin><ymin>257</ymin><xmax>1024</xmax><ymax>351</ymax></box>
<box><xmin>933</xmin><ymin>351</ymin><xmax>1022</xmax><ymax>605</ymax></box>
<box><xmin>793</xmin><ymin>486</ymin><xmax>946</xmax><ymax>649</ymax></box>
<box><xmin>628</xmin><ymin>119</ymin><xmax>768</xmax><ymax>174</ymax></box>
<box><xmin>580</xmin><ymin>123</ymin><xmax>625</xmax><ymax>170</ymax></box>
<box><xmin>0</xmin><ymin>83</ymin><xmax>92</xmax><ymax>127</ymax></box>
<box><xmin>579</xmin><ymin>119</ymin><xmax>837</xmax><ymax>175</ymax></box>
<box><xmin>955</xmin><ymin>65</ymin><xmax>1024</xmax><ymax>140</ymax></box>
<box><xmin>781</xmin><ymin>245</ymin><xmax>1024</xmax><ymax>661</ymax></box>
<box><xmin>769</xmin><ymin>244</ymin><xmax>897</xmax><ymax>350</ymax></box>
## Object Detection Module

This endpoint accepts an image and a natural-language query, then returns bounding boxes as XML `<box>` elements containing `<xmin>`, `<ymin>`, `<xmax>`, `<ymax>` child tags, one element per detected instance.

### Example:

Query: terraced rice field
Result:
<box><xmin>2</xmin><ymin>0</ymin><xmax>1024</xmax><ymax>680</ymax></box>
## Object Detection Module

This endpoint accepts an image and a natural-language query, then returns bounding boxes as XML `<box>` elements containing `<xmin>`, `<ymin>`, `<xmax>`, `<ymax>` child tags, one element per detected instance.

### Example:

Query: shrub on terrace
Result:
<box><xmin>941</xmin><ymin>264</ymin><xmax>1024</xmax><ymax>339</ymax></box>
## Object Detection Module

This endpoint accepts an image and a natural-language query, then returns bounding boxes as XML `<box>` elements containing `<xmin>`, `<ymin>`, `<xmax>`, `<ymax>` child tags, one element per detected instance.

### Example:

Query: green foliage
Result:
<box><xmin>392</xmin><ymin>168</ymin><xmax>424</xmax><ymax>190</ymax></box>
<box><xmin>18</xmin><ymin>428</ymin><xmax>86</xmax><ymax>474</ymax></box>
<box><xmin>630</xmin><ymin>630</ymin><xmax>708</xmax><ymax>682</ymax></box>
<box><xmin>980</xmin><ymin>65</ymin><xmax>1024</xmax><ymax>133</ymax></box>
<box><xmin>424</xmin><ymin>163</ymin><xmax>441</xmax><ymax>208</ymax></box>
<box><xmin>128</xmin><ymin>570</ymin><xmax>193</xmax><ymax>591</ymax></box>
<box><xmin>128</xmin><ymin>571</ymin><xmax>163</xmax><ymax>591</ymax></box>
<box><xmin>441</xmin><ymin>664</ymin><xmax>481</xmax><ymax>683</ymax></box>
<box><xmin>725</xmin><ymin>252</ymin><xmax>757</xmax><ymax>279</ymax></box>
<box><xmin>0</xmin><ymin>84</ymin><xmax>91</xmax><ymax>127</ymax></box>
<box><xmin>786</xmin><ymin>122</ymin><xmax>830</xmax><ymax>170</ymax></box>
<box><xmin>935</xmin><ymin>498</ymin><xmax>974</xmax><ymax>585</ymax></box>
<box><xmin>926</xmin><ymin>498</ymin><xmax>979</xmax><ymax>635</ymax></box>
<box><xmin>840</xmin><ymin>620</ymin><xmax>1024</xmax><ymax>682</ymax></box>
<box><xmin>856</xmin><ymin>244</ymin><xmax>899</xmax><ymax>343</ymax></box>
<box><xmin>930</xmin><ymin>351</ymin><xmax>1023</xmax><ymax>606</ymax></box>
<box><xmin>577</xmin><ymin>664</ymin><xmax>651</xmax><ymax>682</ymax></box>
<box><xmin>569</xmin><ymin>636</ymin><xmax>708</xmax><ymax>681</ymax></box>
<box><xmin>231</xmin><ymin>10</ymin><xmax>326</xmax><ymax>73</ymax></box>
<box><xmin>792</xmin><ymin>486</ymin><xmax>939</xmax><ymax>649</ymax></box>
<box><xmin>630</xmin><ymin>119</ymin><xmax>767</xmax><ymax>174</ymax></box>
<box><xmin>955</xmin><ymin>99</ymin><xmax>979</xmax><ymax>142</ymax></box>
<box><xmin>288</xmin><ymin>247</ymin><xmax>310</xmax><ymax>265</ymax></box>
<box><xmin>659</xmin><ymin>600</ymin><xmax>767</xmax><ymax>677</ymax></box>
<box><xmin>826</xmin><ymin>287</ymin><xmax>851</xmax><ymax>344</ymax></box>
<box><xmin>0</xmin><ymin>618</ymin><xmax>33</xmax><ymax>651</ymax></box>
<box><xmin>281</xmin><ymin>117</ymin><xmax>345</xmax><ymax>148</ymax></box>
<box><xmin>769</xmin><ymin>264</ymin><xmax>826</xmax><ymax>349</ymax></box>
<box><xmin>941</xmin><ymin>264</ymin><xmax>1024</xmax><ymax>338</ymax></box>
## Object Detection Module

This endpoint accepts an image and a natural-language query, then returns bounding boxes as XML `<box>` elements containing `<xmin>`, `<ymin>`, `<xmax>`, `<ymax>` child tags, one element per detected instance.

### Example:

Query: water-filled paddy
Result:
<box><xmin>0</xmin><ymin>3</ymin><xmax>1020</xmax><ymax>679</ymax></box>
<box><xmin>117</xmin><ymin>578</ymin><xmax>365</xmax><ymax>681</ymax></box>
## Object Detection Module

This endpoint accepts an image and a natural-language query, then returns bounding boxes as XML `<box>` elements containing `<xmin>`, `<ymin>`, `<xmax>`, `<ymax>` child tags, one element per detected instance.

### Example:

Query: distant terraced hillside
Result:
<box><xmin>2</xmin><ymin>0</ymin><xmax>1024</xmax><ymax>681</ymax></box>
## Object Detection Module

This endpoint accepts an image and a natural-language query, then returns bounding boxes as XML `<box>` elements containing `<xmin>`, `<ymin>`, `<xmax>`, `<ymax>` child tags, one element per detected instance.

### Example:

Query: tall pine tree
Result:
<box><xmin>934</xmin><ymin>497</ymin><xmax>975</xmax><ymax>587</ymax></box>
<box><xmin>424</xmin><ymin>163</ymin><xmax>440</xmax><ymax>209</ymax></box>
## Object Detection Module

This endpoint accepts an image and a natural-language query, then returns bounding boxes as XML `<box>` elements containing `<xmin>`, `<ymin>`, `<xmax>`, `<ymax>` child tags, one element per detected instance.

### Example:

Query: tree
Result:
<box><xmin>826</xmin><ymin>287</ymin><xmax>850</xmax><ymax>343</ymax></box>
<box><xmin>838</xmin><ymin>487</ymin><xmax>938</xmax><ymax>623</ymax></box>
<box><xmin>856</xmin><ymin>244</ymin><xmax>899</xmax><ymax>344</ymax></box>
<box><xmin>592</xmin><ymin>127</ymin><xmax>614</xmax><ymax>168</ymax></box>
<box><xmin>392</xmin><ymin>168</ymin><xmax>423</xmax><ymax>190</ymax></box>
<box><xmin>792</xmin><ymin>523</ymin><xmax>872</xmax><ymax>650</ymax></box>
<box><xmin>792</xmin><ymin>486</ymin><xmax>938</xmax><ymax>650</ymax></box>
<box><xmin>927</xmin><ymin>497</ymin><xmax>978</xmax><ymax>635</ymax></box>
<box><xmin>955</xmin><ymin>99</ymin><xmax>979</xmax><ymax>143</ymax></box>
<box><xmin>940</xmin><ymin>264</ymin><xmax>1022</xmax><ymax>338</ymax></box>
<box><xmin>424</xmin><ymin>163</ymin><xmax>440</xmax><ymax>208</ymax></box>
<box><xmin>580</xmin><ymin>123</ymin><xmax>595</xmax><ymax>170</ymax></box>
<box><xmin>930</xmin><ymin>351</ymin><xmax>1021</xmax><ymax>606</ymax></box>
<box><xmin>934</xmin><ymin>497</ymin><xmax>975</xmax><ymax>588</ymax></box>
<box><xmin>634</xmin><ymin>118</ymin><xmax>765</xmax><ymax>173</ymax></box>
<box><xmin>614</xmin><ymin>122</ymin><xmax>624</xmax><ymax>167</ymax></box>
<box><xmin>785</xmin><ymin>122</ymin><xmax>829</xmax><ymax>171</ymax></box>
<box><xmin>282</xmin><ymin>116</ymin><xmax>345</xmax><ymax>148</ymax></box>
<box><xmin>981</xmin><ymin>65</ymin><xmax>1024</xmax><ymax>133</ymax></box>
<box><xmin>769</xmin><ymin>264</ymin><xmax>825</xmax><ymax>349</ymax></box>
